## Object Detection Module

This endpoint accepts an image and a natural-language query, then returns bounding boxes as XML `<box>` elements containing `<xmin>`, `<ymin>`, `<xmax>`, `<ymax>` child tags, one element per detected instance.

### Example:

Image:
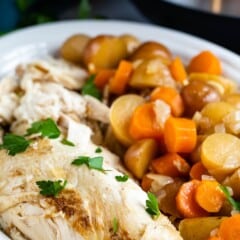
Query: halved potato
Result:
<box><xmin>201</xmin><ymin>133</ymin><xmax>240</xmax><ymax>181</ymax></box>
<box><xmin>109</xmin><ymin>94</ymin><xmax>145</xmax><ymax>146</ymax></box>
<box><xmin>124</xmin><ymin>139</ymin><xmax>158</xmax><ymax>179</ymax></box>
<box><xmin>129</xmin><ymin>58</ymin><xmax>175</xmax><ymax>89</ymax></box>
<box><xmin>179</xmin><ymin>217</ymin><xmax>226</xmax><ymax>240</ymax></box>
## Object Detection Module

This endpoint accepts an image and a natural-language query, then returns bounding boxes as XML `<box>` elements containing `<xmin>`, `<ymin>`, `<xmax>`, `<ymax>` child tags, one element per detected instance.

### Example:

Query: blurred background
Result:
<box><xmin>0</xmin><ymin>0</ymin><xmax>240</xmax><ymax>53</ymax></box>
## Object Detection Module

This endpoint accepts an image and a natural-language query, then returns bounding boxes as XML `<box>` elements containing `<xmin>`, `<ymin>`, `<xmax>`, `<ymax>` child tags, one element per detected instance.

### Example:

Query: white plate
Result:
<box><xmin>0</xmin><ymin>19</ymin><xmax>240</xmax><ymax>240</ymax></box>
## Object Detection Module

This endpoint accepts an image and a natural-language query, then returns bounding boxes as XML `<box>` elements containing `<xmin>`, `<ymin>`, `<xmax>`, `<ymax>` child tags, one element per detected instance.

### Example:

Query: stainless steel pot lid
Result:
<box><xmin>163</xmin><ymin>0</ymin><xmax>240</xmax><ymax>18</ymax></box>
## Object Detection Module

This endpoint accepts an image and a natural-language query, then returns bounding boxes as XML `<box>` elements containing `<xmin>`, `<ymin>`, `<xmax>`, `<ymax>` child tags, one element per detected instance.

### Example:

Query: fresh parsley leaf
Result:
<box><xmin>0</xmin><ymin>134</ymin><xmax>30</xmax><ymax>156</ymax></box>
<box><xmin>78</xmin><ymin>0</ymin><xmax>92</xmax><ymax>19</ymax></box>
<box><xmin>145</xmin><ymin>192</ymin><xmax>160</xmax><ymax>218</ymax></box>
<box><xmin>82</xmin><ymin>75</ymin><xmax>102</xmax><ymax>100</ymax></box>
<box><xmin>95</xmin><ymin>147</ymin><xmax>102</xmax><ymax>153</ymax></box>
<box><xmin>61</xmin><ymin>138</ymin><xmax>75</xmax><ymax>147</ymax></box>
<box><xmin>36</xmin><ymin>180</ymin><xmax>67</xmax><ymax>197</ymax></box>
<box><xmin>72</xmin><ymin>156</ymin><xmax>106</xmax><ymax>172</ymax></box>
<box><xmin>26</xmin><ymin>118</ymin><xmax>61</xmax><ymax>139</ymax></box>
<box><xmin>219</xmin><ymin>185</ymin><xmax>240</xmax><ymax>211</ymax></box>
<box><xmin>115</xmin><ymin>175</ymin><xmax>129</xmax><ymax>182</ymax></box>
<box><xmin>113</xmin><ymin>217</ymin><xmax>118</xmax><ymax>234</ymax></box>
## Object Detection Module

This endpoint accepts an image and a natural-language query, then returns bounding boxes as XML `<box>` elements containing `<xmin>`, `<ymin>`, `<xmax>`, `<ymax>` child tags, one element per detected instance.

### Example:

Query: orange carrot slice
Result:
<box><xmin>164</xmin><ymin>117</ymin><xmax>197</xmax><ymax>153</ymax></box>
<box><xmin>150</xmin><ymin>86</ymin><xmax>184</xmax><ymax>117</ymax></box>
<box><xmin>190</xmin><ymin>162</ymin><xmax>209</xmax><ymax>180</ymax></box>
<box><xmin>195</xmin><ymin>180</ymin><xmax>225</xmax><ymax>213</ymax></box>
<box><xmin>218</xmin><ymin>214</ymin><xmax>240</xmax><ymax>240</ymax></box>
<box><xmin>129</xmin><ymin>102</ymin><xmax>163</xmax><ymax>140</ymax></box>
<box><xmin>94</xmin><ymin>69</ymin><xmax>115</xmax><ymax>88</ymax></box>
<box><xmin>109</xmin><ymin>60</ymin><xmax>133</xmax><ymax>94</ymax></box>
<box><xmin>169</xmin><ymin>57</ymin><xmax>187</xmax><ymax>83</ymax></box>
<box><xmin>151</xmin><ymin>153</ymin><xmax>190</xmax><ymax>178</ymax></box>
<box><xmin>176</xmin><ymin>180</ymin><xmax>209</xmax><ymax>218</ymax></box>
<box><xmin>188</xmin><ymin>50</ymin><xmax>222</xmax><ymax>75</ymax></box>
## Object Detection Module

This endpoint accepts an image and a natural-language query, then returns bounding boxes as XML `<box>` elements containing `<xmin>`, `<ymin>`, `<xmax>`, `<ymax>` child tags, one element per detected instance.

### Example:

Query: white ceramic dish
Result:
<box><xmin>0</xmin><ymin>19</ymin><xmax>240</xmax><ymax>240</ymax></box>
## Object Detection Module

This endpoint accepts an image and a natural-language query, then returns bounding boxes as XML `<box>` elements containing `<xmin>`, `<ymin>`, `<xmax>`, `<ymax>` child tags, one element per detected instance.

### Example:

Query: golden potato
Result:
<box><xmin>83</xmin><ymin>35</ymin><xmax>127</xmax><ymax>72</ymax></box>
<box><xmin>129</xmin><ymin>58</ymin><xmax>175</xmax><ymax>89</ymax></box>
<box><xmin>201</xmin><ymin>133</ymin><xmax>240</xmax><ymax>181</ymax></box>
<box><xmin>124</xmin><ymin>139</ymin><xmax>158</xmax><ymax>179</ymax></box>
<box><xmin>224</xmin><ymin>93</ymin><xmax>240</xmax><ymax>109</ymax></box>
<box><xmin>60</xmin><ymin>34</ymin><xmax>90</xmax><ymax>63</ymax></box>
<box><xmin>179</xmin><ymin>217</ymin><xmax>226</xmax><ymax>240</ymax></box>
<box><xmin>129</xmin><ymin>41</ymin><xmax>172</xmax><ymax>64</ymax></box>
<box><xmin>223</xmin><ymin>168</ymin><xmax>240</xmax><ymax>199</ymax></box>
<box><xmin>119</xmin><ymin>34</ymin><xmax>140</xmax><ymax>55</ymax></box>
<box><xmin>109</xmin><ymin>94</ymin><xmax>145</xmax><ymax>146</ymax></box>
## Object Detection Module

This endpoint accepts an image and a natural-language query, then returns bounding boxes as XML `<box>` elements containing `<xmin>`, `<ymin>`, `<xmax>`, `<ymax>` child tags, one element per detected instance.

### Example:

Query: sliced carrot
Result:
<box><xmin>176</xmin><ymin>180</ymin><xmax>209</xmax><ymax>218</ymax></box>
<box><xmin>218</xmin><ymin>214</ymin><xmax>240</xmax><ymax>240</ymax></box>
<box><xmin>129</xmin><ymin>102</ymin><xmax>163</xmax><ymax>140</ymax></box>
<box><xmin>188</xmin><ymin>50</ymin><xmax>222</xmax><ymax>75</ymax></box>
<box><xmin>195</xmin><ymin>180</ymin><xmax>225</xmax><ymax>213</ymax></box>
<box><xmin>190</xmin><ymin>162</ymin><xmax>209</xmax><ymax>180</ymax></box>
<box><xmin>207</xmin><ymin>236</ymin><xmax>221</xmax><ymax>240</ymax></box>
<box><xmin>141</xmin><ymin>175</ymin><xmax>153</xmax><ymax>192</ymax></box>
<box><xmin>151</xmin><ymin>153</ymin><xmax>190</xmax><ymax>178</ymax></box>
<box><xmin>109</xmin><ymin>60</ymin><xmax>133</xmax><ymax>94</ymax></box>
<box><xmin>150</xmin><ymin>86</ymin><xmax>184</xmax><ymax>117</ymax></box>
<box><xmin>94</xmin><ymin>69</ymin><xmax>115</xmax><ymax>88</ymax></box>
<box><xmin>169</xmin><ymin>57</ymin><xmax>187</xmax><ymax>83</ymax></box>
<box><xmin>164</xmin><ymin>117</ymin><xmax>197</xmax><ymax>153</ymax></box>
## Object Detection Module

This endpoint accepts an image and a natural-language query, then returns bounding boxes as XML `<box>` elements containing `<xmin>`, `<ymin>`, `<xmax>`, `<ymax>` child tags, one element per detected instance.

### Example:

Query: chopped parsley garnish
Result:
<box><xmin>219</xmin><ymin>185</ymin><xmax>240</xmax><ymax>211</ymax></box>
<box><xmin>81</xmin><ymin>75</ymin><xmax>102</xmax><ymax>100</ymax></box>
<box><xmin>95</xmin><ymin>147</ymin><xmax>102</xmax><ymax>153</ymax></box>
<box><xmin>72</xmin><ymin>156</ymin><xmax>106</xmax><ymax>172</ymax></box>
<box><xmin>113</xmin><ymin>217</ymin><xmax>118</xmax><ymax>234</ymax></box>
<box><xmin>145</xmin><ymin>192</ymin><xmax>160</xmax><ymax>218</ymax></box>
<box><xmin>0</xmin><ymin>134</ymin><xmax>30</xmax><ymax>156</ymax></box>
<box><xmin>36</xmin><ymin>180</ymin><xmax>67</xmax><ymax>197</ymax></box>
<box><xmin>26</xmin><ymin>118</ymin><xmax>61</xmax><ymax>139</ymax></box>
<box><xmin>115</xmin><ymin>175</ymin><xmax>129</xmax><ymax>182</ymax></box>
<box><xmin>61</xmin><ymin>138</ymin><xmax>75</xmax><ymax>147</ymax></box>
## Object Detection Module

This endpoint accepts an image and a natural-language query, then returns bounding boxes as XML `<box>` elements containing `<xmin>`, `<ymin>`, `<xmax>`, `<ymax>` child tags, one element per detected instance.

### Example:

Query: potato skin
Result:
<box><xmin>181</xmin><ymin>80</ymin><xmax>221</xmax><ymax>116</ymax></box>
<box><xmin>179</xmin><ymin>217</ymin><xmax>226</xmax><ymax>240</ymax></box>
<box><xmin>129</xmin><ymin>41</ymin><xmax>172</xmax><ymax>64</ymax></box>
<box><xmin>83</xmin><ymin>35</ymin><xmax>128</xmax><ymax>72</ymax></box>
<box><xmin>60</xmin><ymin>34</ymin><xmax>90</xmax><ymax>63</ymax></box>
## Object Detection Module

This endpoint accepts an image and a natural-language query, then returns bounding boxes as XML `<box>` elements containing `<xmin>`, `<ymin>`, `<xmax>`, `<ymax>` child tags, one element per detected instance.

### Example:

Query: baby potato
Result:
<box><xmin>119</xmin><ymin>34</ymin><xmax>140</xmax><ymax>55</ymax></box>
<box><xmin>83</xmin><ymin>35</ymin><xmax>128</xmax><ymax>72</ymax></box>
<box><xmin>201</xmin><ymin>133</ymin><xmax>240</xmax><ymax>181</ymax></box>
<box><xmin>124</xmin><ymin>138</ymin><xmax>158</xmax><ymax>179</ymax></box>
<box><xmin>179</xmin><ymin>217</ymin><xmax>226</xmax><ymax>240</ymax></box>
<box><xmin>224</xmin><ymin>93</ymin><xmax>240</xmax><ymax>109</ymax></box>
<box><xmin>189</xmin><ymin>73</ymin><xmax>237</xmax><ymax>96</ymax></box>
<box><xmin>129</xmin><ymin>58</ymin><xmax>175</xmax><ymax>89</ymax></box>
<box><xmin>109</xmin><ymin>94</ymin><xmax>145</xmax><ymax>146</ymax></box>
<box><xmin>181</xmin><ymin>79</ymin><xmax>221</xmax><ymax>116</ymax></box>
<box><xmin>60</xmin><ymin>34</ymin><xmax>90</xmax><ymax>63</ymax></box>
<box><xmin>201</xmin><ymin>101</ymin><xmax>235</xmax><ymax>126</ymax></box>
<box><xmin>129</xmin><ymin>41</ymin><xmax>172</xmax><ymax>64</ymax></box>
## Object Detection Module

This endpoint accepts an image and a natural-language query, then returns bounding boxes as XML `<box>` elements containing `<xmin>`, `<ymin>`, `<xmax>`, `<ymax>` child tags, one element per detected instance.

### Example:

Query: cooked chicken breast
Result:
<box><xmin>0</xmin><ymin>123</ymin><xmax>182</xmax><ymax>240</ymax></box>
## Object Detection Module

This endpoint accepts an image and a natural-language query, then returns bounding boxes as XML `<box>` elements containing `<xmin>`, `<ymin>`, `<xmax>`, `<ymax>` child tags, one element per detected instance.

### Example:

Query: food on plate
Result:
<box><xmin>1</xmin><ymin>31</ymin><xmax>240</xmax><ymax>240</ymax></box>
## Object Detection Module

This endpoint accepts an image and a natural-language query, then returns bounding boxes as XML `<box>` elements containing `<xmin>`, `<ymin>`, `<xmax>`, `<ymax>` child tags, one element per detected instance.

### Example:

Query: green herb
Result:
<box><xmin>145</xmin><ymin>192</ymin><xmax>160</xmax><ymax>218</ymax></box>
<box><xmin>72</xmin><ymin>156</ymin><xmax>106</xmax><ymax>172</ymax></box>
<box><xmin>95</xmin><ymin>147</ymin><xmax>102</xmax><ymax>153</ymax></box>
<box><xmin>82</xmin><ymin>75</ymin><xmax>102</xmax><ymax>100</ymax></box>
<box><xmin>78</xmin><ymin>0</ymin><xmax>92</xmax><ymax>19</ymax></box>
<box><xmin>115</xmin><ymin>175</ymin><xmax>129</xmax><ymax>182</ymax></box>
<box><xmin>0</xmin><ymin>134</ymin><xmax>30</xmax><ymax>156</ymax></box>
<box><xmin>36</xmin><ymin>180</ymin><xmax>67</xmax><ymax>197</ymax></box>
<box><xmin>113</xmin><ymin>217</ymin><xmax>118</xmax><ymax>234</ymax></box>
<box><xmin>26</xmin><ymin>118</ymin><xmax>61</xmax><ymax>139</ymax></box>
<box><xmin>61</xmin><ymin>138</ymin><xmax>75</xmax><ymax>147</ymax></box>
<box><xmin>219</xmin><ymin>185</ymin><xmax>240</xmax><ymax>211</ymax></box>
